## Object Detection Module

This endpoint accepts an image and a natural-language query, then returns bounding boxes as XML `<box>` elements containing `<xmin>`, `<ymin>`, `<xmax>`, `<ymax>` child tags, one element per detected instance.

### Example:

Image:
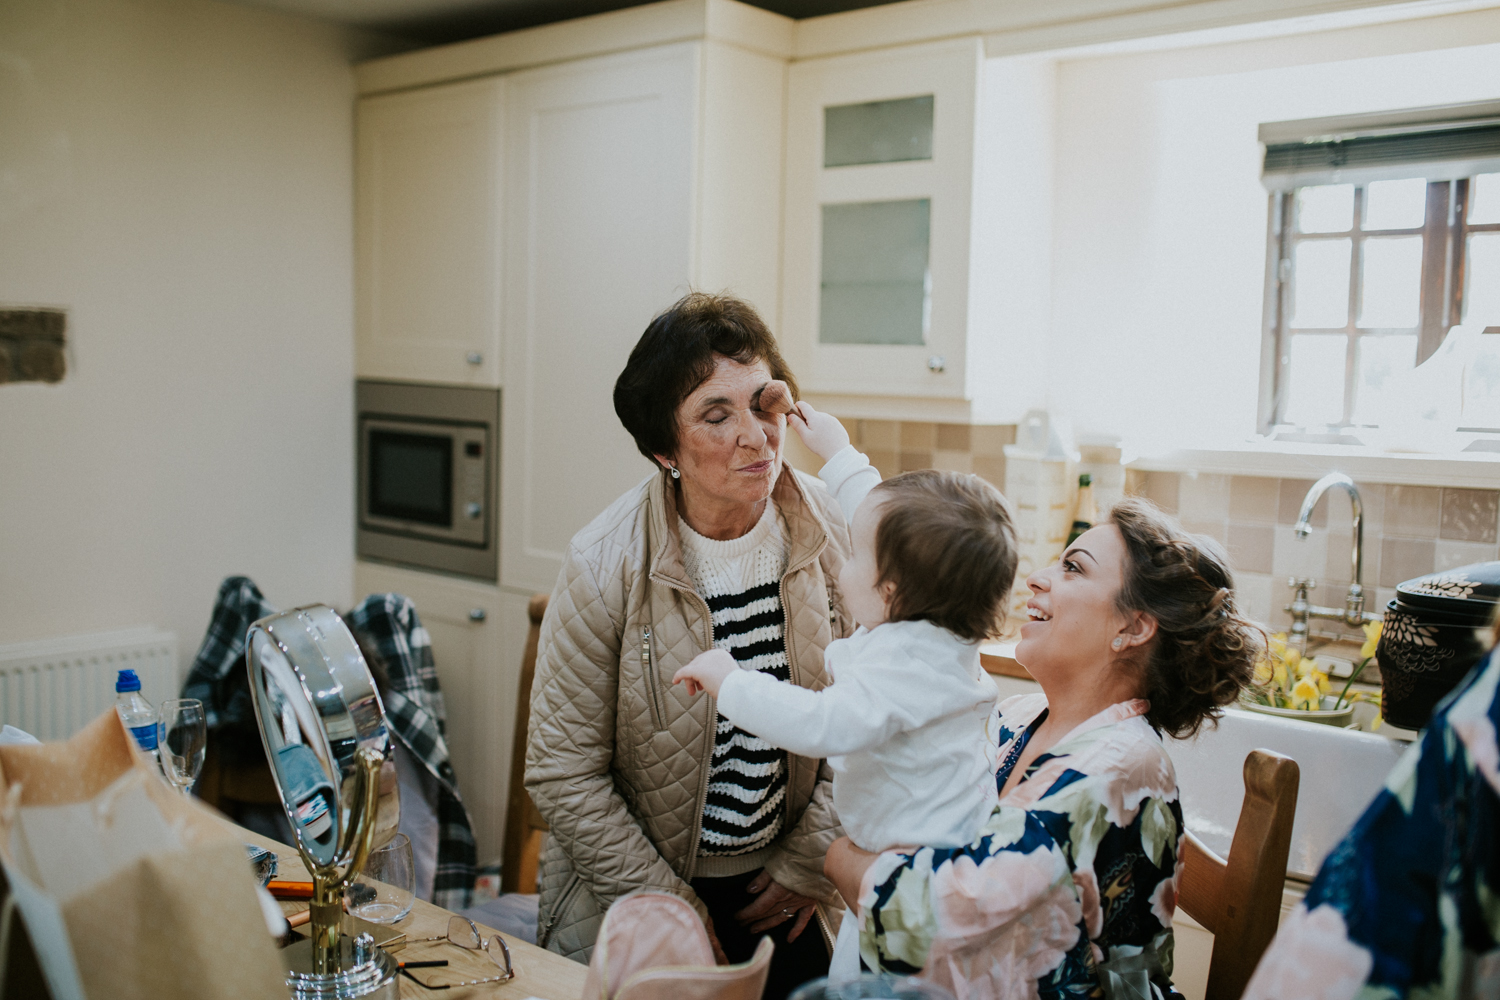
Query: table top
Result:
<box><xmin>241</xmin><ymin>830</ymin><xmax>588</xmax><ymax>1000</ymax></box>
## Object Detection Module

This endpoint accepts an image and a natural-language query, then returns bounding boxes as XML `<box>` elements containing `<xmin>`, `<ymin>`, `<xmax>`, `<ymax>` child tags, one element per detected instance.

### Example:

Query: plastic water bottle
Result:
<box><xmin>115</xmin><ymin>669</ymin><xmax>160</xmax><ymax>770</ymax></box>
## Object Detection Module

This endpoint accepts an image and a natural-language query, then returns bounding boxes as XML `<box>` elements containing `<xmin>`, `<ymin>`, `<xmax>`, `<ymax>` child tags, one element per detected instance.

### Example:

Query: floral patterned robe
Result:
<box><xmin>857</xmin><ymin>694</ymin><xmax>1185</xmax><ymax>1000</ymax></box>
<box><xmin>1243</xmin><ymin>648</ymin><xmax>1500</xmax><ymax>1000</ymax></box>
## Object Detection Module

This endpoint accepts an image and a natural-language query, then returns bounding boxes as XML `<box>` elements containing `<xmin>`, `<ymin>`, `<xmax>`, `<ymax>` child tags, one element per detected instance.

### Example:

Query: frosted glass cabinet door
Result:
<box><xmin>782</xmin><ymin>38</ymin><xmax>982</xmax><ymax>400</ymax></box>
<box><xmin>356</xmin><ymin>77</ymin><xmax>504</xmax><ymax>386</ymax></box>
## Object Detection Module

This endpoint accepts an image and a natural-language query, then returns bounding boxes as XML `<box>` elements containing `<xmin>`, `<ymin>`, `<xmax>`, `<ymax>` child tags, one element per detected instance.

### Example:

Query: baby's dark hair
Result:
<box><xmin>1107</xmin><ymin>497</ymin><xmax>1259</xmax><ymax>738</ymax></box>
<box><xmin>869</xmin><ymin>471</ymin><xmax>1018</xmax><ymax>642</ymax></box>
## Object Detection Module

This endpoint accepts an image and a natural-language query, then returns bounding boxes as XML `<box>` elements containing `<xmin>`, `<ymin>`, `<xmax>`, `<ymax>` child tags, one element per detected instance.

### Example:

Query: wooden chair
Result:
<box><xmin>502</xmin><ymin>594</ymin><xmax>551</xmax><ymax>894</ymax></box>
<box><xmin>1178</xmin><ymin>748</ymin><xmax>1301</xmax><ymax>1000</ymax></box>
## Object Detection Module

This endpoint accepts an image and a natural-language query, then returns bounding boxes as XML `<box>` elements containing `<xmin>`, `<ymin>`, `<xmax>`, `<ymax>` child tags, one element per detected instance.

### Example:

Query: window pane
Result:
<box><xmin>1359</xmin><ymin>236</ymin><xmax>1423</xmax><ymax>328</ymax></box>
<box><xmin>1364</xmin><ymin>178</ymin><xmax>1428</xmax><ymax>231</ymax></box>
<box><xmin>1463</xmin><ymin>332</ymin><xmax>1500</xmax><ymax>429</ymax></box>
<box><xmin>1296</xmin><ymin>184</ymin><xmax>1354</xmax><ymax>233</ymax></box>
<box><xmin>819</xmin><ymin>199</ymin><xmax>931</xmax><ymax>345</ymax></box>
<box><xmin>1352</xmin><ymin>335</ymin><xmax>1416</xmax><ymax>424</ymax></box>
<box><xmin>1284</xmin><ymin>334</ymin><xmax>1347</xmax><ymax>427</ymax></box>
<box><xmin>824</xmin><ymin>96</ymin><xmax>934</xmax><ymax>168</ymax></box>
<box><xmin>1467</xmin><ymin>233</ymin><xmax>1500</xmax><ymax>326</ymax></box>
<box><xmin>1291</xmin><ymin>239</ymin><xmax>1352</xmax><ymax>328</ymax></box>
<box><xmin>1470</xmin><ymin>172</ymin><xmax>1500</xmax><ymax>225</ymax></box>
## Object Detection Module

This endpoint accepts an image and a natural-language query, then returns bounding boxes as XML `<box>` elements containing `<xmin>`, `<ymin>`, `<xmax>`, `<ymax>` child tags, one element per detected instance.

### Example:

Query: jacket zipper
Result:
<box><xmin>640</xmin><ymin>625</ymin><xmax>666</xmax><ymax>732</ymax></box>
<box><xmin>539</xmin><ymin>873</ymin><xmax>583</xmax><ymax>948</ymax></box>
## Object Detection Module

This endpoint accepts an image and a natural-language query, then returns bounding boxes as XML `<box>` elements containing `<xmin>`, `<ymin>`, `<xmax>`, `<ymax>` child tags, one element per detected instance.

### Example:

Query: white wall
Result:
<box><xmin>0</xmin><ymin>0</ymin><xmax>398</xmax><ymax>667</ymax></box>
<box><xmin>1045</xmin><ymin>7</ymin><xmax>1500</xmax><ymax>455</ymax></box>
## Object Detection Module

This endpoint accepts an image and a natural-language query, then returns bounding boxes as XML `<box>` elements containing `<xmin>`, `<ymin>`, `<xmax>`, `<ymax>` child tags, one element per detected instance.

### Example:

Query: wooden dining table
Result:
<box><xmin>241</xmin><ymin>828</ymin><xmax>588</xmax><ymax>1000</ymax></box>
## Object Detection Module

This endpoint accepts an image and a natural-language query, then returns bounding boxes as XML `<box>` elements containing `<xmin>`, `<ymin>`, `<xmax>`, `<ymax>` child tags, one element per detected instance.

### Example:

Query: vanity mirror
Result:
<box><xmin>248</xmin><ymin>605</ymin><xmax>402</xmax><ymax>999</ymax></box>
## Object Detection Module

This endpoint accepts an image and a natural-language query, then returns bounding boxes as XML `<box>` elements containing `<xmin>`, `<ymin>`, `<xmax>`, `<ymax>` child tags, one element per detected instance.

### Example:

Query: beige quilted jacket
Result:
<box><xmin>526</xmin><ymin>464</ymin><xmax>854</xmax><ymax>962</ymax></box>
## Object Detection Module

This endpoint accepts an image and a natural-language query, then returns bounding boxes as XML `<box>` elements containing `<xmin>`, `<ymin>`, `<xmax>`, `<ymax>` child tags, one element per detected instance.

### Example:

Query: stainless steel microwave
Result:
<box><xmin>356</xmin><ymin>380</ymin><xmax>499</xmax><ymax>580</ymax></box>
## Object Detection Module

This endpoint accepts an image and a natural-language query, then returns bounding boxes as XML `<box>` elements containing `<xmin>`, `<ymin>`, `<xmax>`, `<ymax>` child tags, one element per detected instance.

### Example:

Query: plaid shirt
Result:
<box><xmin>183</xmin><ymin>577</ymin><xmax>476</xmax><ymax>910</ymax></box>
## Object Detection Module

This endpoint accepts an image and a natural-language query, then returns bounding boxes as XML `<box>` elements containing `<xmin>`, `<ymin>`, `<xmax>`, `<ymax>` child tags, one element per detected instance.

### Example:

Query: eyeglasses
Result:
<box><xmin>403</xmin><ymin>915</ymin><xmax>515</xmax><ymax>989</ymax></box>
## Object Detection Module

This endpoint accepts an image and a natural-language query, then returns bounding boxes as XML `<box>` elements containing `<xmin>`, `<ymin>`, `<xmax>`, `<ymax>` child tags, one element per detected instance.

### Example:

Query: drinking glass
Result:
<box><xmin>159</xmin><ymin>699</ymin><xmax>206</xmax><ymax>796</ymax></box>
<box><xmin>789</xmin><ymin>974</ymin><xmax>956</xmax><ymax>1000</ymax></box>
<box><xmin>347</xmin><ymin>832</ymin><xmax>415</xmax><ymax>924</ymax></box>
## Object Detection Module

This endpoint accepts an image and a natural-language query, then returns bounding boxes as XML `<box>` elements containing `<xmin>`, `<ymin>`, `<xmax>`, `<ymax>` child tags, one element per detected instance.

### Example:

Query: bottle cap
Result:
<box><xmin>115</xmin><ymin>669</ymin><xmax>141</xmax><ymax>693</ymax></box>
<box><xmin>1078</xmin><ymin>473</ymin><xmax>1093</xmax><ymax>487</ymax></box>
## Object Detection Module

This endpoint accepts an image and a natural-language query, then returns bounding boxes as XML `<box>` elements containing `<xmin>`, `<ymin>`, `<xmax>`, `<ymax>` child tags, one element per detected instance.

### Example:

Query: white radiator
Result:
<box><xmin>0</xmin><ymin>628</ymin><xmax>178</xmax><ymax>742</ymax></box>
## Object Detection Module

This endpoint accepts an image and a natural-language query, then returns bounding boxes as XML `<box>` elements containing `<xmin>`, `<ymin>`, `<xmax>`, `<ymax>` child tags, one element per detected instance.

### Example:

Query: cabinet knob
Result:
<box><xmin>465</xmin><ymin>501</ymin><xmax>483</xmax><ymax>520</ymax></box>
<box><xmin>469</xmin><ymin>608</ymin><xmax>487</xmax><ymax>622</ymax></box>
<box><xmin>927</xmin><ymin>355</ymin><xmax>946</xmax><ymax>373</ymax></box>
<box><xmin>466</xmin><ymin>351</ymin><xmax>483</xmax><ymax>365</ymax></box>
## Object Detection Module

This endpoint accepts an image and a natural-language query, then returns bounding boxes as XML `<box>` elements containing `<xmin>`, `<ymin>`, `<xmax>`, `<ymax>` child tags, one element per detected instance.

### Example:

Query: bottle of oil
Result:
<box><xmin>1066</xmin><ymin>473</ymin><xmax>1095</xmax><ymax>547</ymax></box>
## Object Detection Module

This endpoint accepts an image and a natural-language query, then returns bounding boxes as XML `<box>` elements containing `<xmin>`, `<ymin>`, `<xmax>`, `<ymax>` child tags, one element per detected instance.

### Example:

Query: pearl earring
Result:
<box><xmin>670</xmin><ymin>466</ymin><xmax>681</xmax><ymax>480</ymax></box>
<box><xmin>1112</xmin><ymin>637</ymin><xmax>1123</xmax><ymax>650</ymax></box>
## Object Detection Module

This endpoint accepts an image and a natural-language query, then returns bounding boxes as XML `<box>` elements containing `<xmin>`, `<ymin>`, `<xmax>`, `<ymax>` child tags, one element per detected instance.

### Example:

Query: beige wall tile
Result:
<box><xmin>974</xmin><ymin>455</ymin><xmax>1006</xmax><ymax>491</ymax></box>
<box><xmin>936</xmin><ymin>424</ymin><xmax>971</xmax><ymax>451</ymax></box>
<box><xmin>1178</xmin><ymin>473</ymin><xmax>1230</xmax><ymax>523</ymax></box>
<box><xmin>1229</xmin><ymin>476</ymin><xmax>1279</xmax><ymax>525</ymax></box>
<box><xmin>900</xmin><ymin>422</ymin><xmax>936</xmax><ymax>450</ymax></box>
<box><xmin>862</xmin><ymin>420</ymin><xmax>898</xmax><ymax>451</ymax></box>
<box><xmin>866</xmin><ymin>449</ymin><xmax>897</xmax><ymax>479</ymax></box>
<box><xmin>1273</xmin><ymin>525</ymin><xmax>1328</xmax><ymax>580</ymax></box>
<box><xmin>1181</xmin><ymin>519</ymin><xmax>1227</xmax><ymax>545</ymax></box>
<box><xmin>932</xmin><ymin>450</ymin><xmax>973</xmax><ymax>473</ymax></box>
<box><xmin>1435</xmin><ymin>539</ymin><xmax>1499</xmax><ymax>573</ymax></box>
<box><xmin>1143</xmin><ymin>472</ymin><xmax>1180</xmax><ymax>514</ymax></box>
<box><xmin>1379</xmin><ymin>537</ymin><xmax>1436</xmax><ymax>587</ymax></box>
<box><xmin>841</xmin><ymin>417</ymin><xmax>863</xmax><ymax>448</ymax></box>
<box><xmin>1278</xmin><ymin>478</ymin><xmax>1328</xmax><ymax>528</ymax></box>
<box><xmin>971</xmin><ymin>425</ymin><xmax>1016</xmax><ymax>457</ymax></box>
<box><xmin>1235</xmin><ymin>571</ymin><xmax>1276</xmax><ymax>627</ymax></box>
<box><xmin>899</xmin><ymin>450</ymin><xmax>932</xmax><ymax>472</ymax></box>
<box><xmin>1385</xmin><ymin>485</ymin><xmax>1442</xmax><ymax>538</ymax></box>
<box><xmin>1324</xmin><ymin>528</ymin><xmax>1379</xmax><ymax>591</ymax></box>
<box><xmin>1440</xmin><ymin>488</ymin><xmax>1500</xmax><ymax>543</ymax></box>
<box><xmin>1227</xmin><ymin>522</ymin><xmax>1275</xmax><ymax>575</ymax></box>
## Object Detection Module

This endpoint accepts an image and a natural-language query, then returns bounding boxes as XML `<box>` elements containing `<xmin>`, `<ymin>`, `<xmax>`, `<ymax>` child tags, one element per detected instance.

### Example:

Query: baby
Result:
<box><xmin>674</xmin><ymin>396</ymin><xmax>1018</xmax><ymax>977</ymax></box>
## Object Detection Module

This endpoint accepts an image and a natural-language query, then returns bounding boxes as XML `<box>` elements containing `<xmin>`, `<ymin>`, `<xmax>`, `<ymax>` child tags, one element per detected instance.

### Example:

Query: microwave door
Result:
<box><xmin>367</xmin><ymin>428</ymin><xmax>454</xmax><ymax>531</ymax></box>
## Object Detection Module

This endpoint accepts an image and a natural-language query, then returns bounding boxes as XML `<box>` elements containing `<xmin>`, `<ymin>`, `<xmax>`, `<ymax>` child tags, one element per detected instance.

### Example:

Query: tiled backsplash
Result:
<box><xmin>784</xmin><ymin>418</ymin><xmax>1018</xmax><ymax>487</ymax></box>
<box><xmin>1131</xmin><ymin>471</ymin><xmax>1500</xmax><ymax>635</ymax></box>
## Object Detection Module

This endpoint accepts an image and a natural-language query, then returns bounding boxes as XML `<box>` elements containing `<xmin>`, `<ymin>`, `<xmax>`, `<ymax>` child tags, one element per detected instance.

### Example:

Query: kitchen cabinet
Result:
<box><xmin>781</xmin><ymin>43</ymin><xmax>1052</xmax><ymax>424</ymax></box>
<box><xmin>355</xmin><ymin>561</ymin><xmax>533</xmax><ymax>866</ymax></box>
<box><xmin>355</xmin><ymin>77</ymin><xmax>504</xmax><ymax>386</ymax></box>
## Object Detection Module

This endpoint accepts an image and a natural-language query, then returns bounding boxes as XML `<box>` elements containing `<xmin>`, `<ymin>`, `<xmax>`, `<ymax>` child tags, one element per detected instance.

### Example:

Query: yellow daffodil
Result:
<box><xmin>1269</xmin><ymin>633</ymin><xmax>1288</xmax><ymax>658</ymax></box>
<box><xmin>1291</xmin><ymin>677</ymin><xmax>1321</xmax><ymax>710</ymax></box>
<box><xmin>1361</xmin><ymin>620</ymin><xmax>1383</xmax><ymax>660</ymax></box>
<box><xmin>1254</xmin><ymin>659</ymin><xmax>1273</xmax><ymax>685</ymax></box>
<box><xmin>1272</xmin><ymin>661</ymin><xmax>1288</xmax><ymax>688</ymax></box>
<box><xmin>1295</xmin><ymin>655</ymin><xmax>1318</xmax><ymax>680</ymax></box>
<box><xmin>1310</xmin><ymin>668</ymin><xmax>1330</xmax><ymax>696</ymax></box>
<box><xmin>1286</xmin><ymin>647</ymin><xmax>1303</xmax><ymax>671</ymax></box>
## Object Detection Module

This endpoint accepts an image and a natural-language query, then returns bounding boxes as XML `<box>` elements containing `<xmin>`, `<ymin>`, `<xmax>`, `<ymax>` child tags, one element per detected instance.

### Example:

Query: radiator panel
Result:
<box><xmin>0</xmin><ymin>628</ymin><xmax>178</xmax><ymax>742</ymax></box>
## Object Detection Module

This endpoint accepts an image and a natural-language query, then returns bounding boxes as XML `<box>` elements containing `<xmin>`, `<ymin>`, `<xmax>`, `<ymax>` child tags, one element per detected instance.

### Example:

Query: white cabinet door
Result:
<box><xmin>354</xmin><ymin>562</ymin><xmax>531</xmax><ymax>867</ymax></box>
<box><xmin>501</xmin><ymin>43</ymin><xmax>699</xmax><ymax>592</ymax></box>
<box><xmin>356</xmin><ymin>77</ymin><xmax>504</xmax><ymax>386</ymax></box>
<box><xmin>782</xmin><ymin>39</ymin><xmax>982</xmax><ymax>400</ymax></box>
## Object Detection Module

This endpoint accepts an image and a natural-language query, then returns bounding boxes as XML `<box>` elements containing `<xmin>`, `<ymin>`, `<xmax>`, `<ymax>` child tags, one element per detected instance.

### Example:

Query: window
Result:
<box><xmin>1259</xmin><ymin>103</ymin><xmax>1500</xmax><ymax>437</ymax></box>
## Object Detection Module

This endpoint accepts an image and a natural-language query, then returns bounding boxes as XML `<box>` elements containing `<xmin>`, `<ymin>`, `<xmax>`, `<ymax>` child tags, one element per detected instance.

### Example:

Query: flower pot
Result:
<box><xmin>1240</xmin><ymin>696</ymin><xmax>1356</xmax><ymax>728</ymax></box>
<box><xmin>1379</xmin><ymin>561</ymin><xmax>1500</xmax><ymax>731</ymax></box>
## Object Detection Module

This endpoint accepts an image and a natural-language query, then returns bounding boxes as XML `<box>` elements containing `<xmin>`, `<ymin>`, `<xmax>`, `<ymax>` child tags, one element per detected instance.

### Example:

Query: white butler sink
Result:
<box><xmin>1165</xmin><ymin>706</ymin><xmax>1407</xmax><ymax>880</ymax></box>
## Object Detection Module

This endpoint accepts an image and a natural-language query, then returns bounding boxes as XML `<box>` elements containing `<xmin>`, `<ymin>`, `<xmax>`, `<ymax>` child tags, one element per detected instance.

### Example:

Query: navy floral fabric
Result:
<box><xmin>859</xmin><ymin>694</ymin><xmax>1184</xmax><ymax>1000</ymax></box>
<box><xmin>1245</xmin><ymin>648</ymin><xmax>1500</xmax><ymax>999</ymax></box>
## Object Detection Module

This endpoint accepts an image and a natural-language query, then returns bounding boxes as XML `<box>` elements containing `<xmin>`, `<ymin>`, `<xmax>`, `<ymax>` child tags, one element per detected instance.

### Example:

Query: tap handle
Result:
<box><xmin>1288</xmin><ymin>577</ymin><xmax>1316</xmax><ymax>592</ymax></box>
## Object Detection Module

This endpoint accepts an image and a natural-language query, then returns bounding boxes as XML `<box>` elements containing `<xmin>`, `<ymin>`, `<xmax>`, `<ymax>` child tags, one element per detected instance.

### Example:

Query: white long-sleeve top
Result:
<box><xmin>714</xmin><ymin>444</ymin><xmax>1000</xmax><ymax>853</ymax></box>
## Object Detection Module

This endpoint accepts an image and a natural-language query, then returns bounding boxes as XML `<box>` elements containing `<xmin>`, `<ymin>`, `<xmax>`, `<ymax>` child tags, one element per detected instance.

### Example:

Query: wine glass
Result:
<box><xmin>346</xmin><ymin>832</ymin><xmax>415</xmax><ymax>924</ymax></box>
<box><xmin>159</xmin><ymin>699</ymin><xmax>206</xmax><ymax>796</ymax></box>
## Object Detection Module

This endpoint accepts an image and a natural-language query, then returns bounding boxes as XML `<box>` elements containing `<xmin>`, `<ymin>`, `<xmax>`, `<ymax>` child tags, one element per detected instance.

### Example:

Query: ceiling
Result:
<box><xmin>232</xmin><ymin>0</ymin><xmax>899</xmax><ymax>45</ymax></box>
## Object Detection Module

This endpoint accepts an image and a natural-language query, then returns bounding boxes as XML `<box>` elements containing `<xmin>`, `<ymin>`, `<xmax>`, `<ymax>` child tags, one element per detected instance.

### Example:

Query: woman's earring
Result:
<box><xmin>1111</xmin><ymin>637</ymin><xmax>1123</xmax><ymax>650</ymax></box>
<box><xmin>670</xmin><ymin>465</ymin><xmax>681</xmax><ymax>480</ymax></box>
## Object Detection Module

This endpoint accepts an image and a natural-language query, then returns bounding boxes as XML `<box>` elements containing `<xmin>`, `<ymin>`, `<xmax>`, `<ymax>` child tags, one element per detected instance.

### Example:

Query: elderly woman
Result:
<box><xmin>525</xmin><ymin>293</ymin><xmax>852</xmax><ymax>997</ymax></box>
<box><xmin>824</xmin><ymin>498</ymin><xmax>1256</xmax><ymax>999</ymax></box>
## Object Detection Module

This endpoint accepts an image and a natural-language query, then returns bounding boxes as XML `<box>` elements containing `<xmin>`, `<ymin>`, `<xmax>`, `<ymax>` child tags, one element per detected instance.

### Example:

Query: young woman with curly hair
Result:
<box><xmin>823</xmin><ymin>497</ymin><xmax>1257</xmax><ymax>1000</ymax></box>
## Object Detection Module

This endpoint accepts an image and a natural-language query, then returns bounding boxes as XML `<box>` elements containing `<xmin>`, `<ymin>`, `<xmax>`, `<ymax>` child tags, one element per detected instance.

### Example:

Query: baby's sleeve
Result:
<box><xmin>716</xmin><ymin>664</ymin><xmax>911</xmax><ymax>758</ymax></box>
<box><xmin>818</xmin><ymin>445</ymin><xmax>883</xmax><ymax>524</ymax></box>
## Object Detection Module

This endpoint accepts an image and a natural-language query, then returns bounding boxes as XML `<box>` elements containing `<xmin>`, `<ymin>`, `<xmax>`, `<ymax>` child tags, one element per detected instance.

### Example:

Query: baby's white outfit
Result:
<box><xmin>714</xmin><ymin>445</ymin><xmax>1000</xmax><ymax>977</ymax></box>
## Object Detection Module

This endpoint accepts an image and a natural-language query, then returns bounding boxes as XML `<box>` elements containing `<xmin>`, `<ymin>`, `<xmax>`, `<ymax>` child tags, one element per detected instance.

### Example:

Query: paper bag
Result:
<box><xmin>0</xmin><ymin>709</ymin><xmax>287</xmax><ymax>1000</ymax></box>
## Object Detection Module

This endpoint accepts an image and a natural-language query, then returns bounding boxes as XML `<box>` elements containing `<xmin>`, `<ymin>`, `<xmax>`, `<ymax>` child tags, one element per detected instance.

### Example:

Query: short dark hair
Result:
<box><xmin>1108</xmin><ymin>497</ymin><xmax>1259</xmax><ymax>738</ymax></box>
<box><xmin>870</xmin><ymin>471</ymin><xmax>1018</xmax><ymax>642</ymax></box>
<box><xmin>614</xmin><ymin>293</ymin><xmax>799</xmax><ymax>463</ymax></box>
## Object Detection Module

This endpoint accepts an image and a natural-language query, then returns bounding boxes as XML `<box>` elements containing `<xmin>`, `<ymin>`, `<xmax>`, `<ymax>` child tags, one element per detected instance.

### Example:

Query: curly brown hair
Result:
<box><xmin>1108</xmin><ymin>497</ymin><xmax>1259</xmax><ymax>738</ymax></box>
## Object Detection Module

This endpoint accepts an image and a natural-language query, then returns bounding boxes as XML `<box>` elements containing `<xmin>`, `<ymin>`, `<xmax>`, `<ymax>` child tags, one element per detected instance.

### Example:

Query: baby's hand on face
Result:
<box><xmin>673</xmin><ymin>649</ymin><xmax>739</xmax><ymax>698</ymax></box>
<box><xmin>789</xmin><ymin>401</ymin><xmax>851</xmax><ymax>462</ymax></box>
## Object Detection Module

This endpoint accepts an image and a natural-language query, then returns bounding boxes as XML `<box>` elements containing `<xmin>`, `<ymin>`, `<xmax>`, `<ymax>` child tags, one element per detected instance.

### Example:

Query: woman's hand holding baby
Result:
<box><xmin>789</xmin><ymin>401</ymin><xmax>850</xmax><ymax>461</ymax></box>
<box><xmin>673</xmin><ymin>649</ymin><xmax>738</xmax><ymax>698</ymax></box>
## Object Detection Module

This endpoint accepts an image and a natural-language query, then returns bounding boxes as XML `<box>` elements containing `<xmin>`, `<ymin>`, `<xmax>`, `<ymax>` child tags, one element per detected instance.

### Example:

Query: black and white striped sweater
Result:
<box><xmin>677</xmin><ymin>504</ymin><xmax>791</xmax><ymax>862</ymax></box>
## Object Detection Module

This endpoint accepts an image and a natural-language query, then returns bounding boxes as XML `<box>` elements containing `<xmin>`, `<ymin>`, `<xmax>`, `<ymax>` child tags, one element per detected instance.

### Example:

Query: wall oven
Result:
<box><xmin>356</xmin><ymin>380</ymin><xmax>499</xmax><ymax>580</ymax></box>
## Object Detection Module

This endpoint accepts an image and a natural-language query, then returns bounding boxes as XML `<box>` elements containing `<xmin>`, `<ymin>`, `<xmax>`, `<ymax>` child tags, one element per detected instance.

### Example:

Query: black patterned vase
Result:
<box><xmin>1378</xmin><ymin>561</ymin><xmax>1500</xmax><ymax>730</ymax></box>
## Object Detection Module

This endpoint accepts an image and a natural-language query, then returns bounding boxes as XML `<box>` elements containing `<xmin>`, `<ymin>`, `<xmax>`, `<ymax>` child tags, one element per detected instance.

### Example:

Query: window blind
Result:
<box><xmin>1260</xmin><ymin>100</ymin><xmax>1500</xmax><ymax>190</ymax></box>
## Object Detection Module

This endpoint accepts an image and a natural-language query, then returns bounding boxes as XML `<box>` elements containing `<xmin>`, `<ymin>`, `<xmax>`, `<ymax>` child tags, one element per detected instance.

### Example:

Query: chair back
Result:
<box><xmin>502</xmin><ymin>593</ymin><xmax>550</xmax><ymax>893</ymax></box>
<box><xmin>584</xmin><ymin>893</ymin><xmax>773</xmax><ymax>1000</ymax></box>
<box><xmin>1178</xmin><ymin>748</ymin><xmax>1300</xmax><ymax>1000</ymax></box>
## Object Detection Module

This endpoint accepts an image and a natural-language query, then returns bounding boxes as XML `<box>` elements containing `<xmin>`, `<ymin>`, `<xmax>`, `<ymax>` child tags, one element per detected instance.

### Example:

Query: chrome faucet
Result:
<box><xmin>1285</xmin><ymin>473</ymin><xmax>1382</xmax><ymax>652</ymax></box>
